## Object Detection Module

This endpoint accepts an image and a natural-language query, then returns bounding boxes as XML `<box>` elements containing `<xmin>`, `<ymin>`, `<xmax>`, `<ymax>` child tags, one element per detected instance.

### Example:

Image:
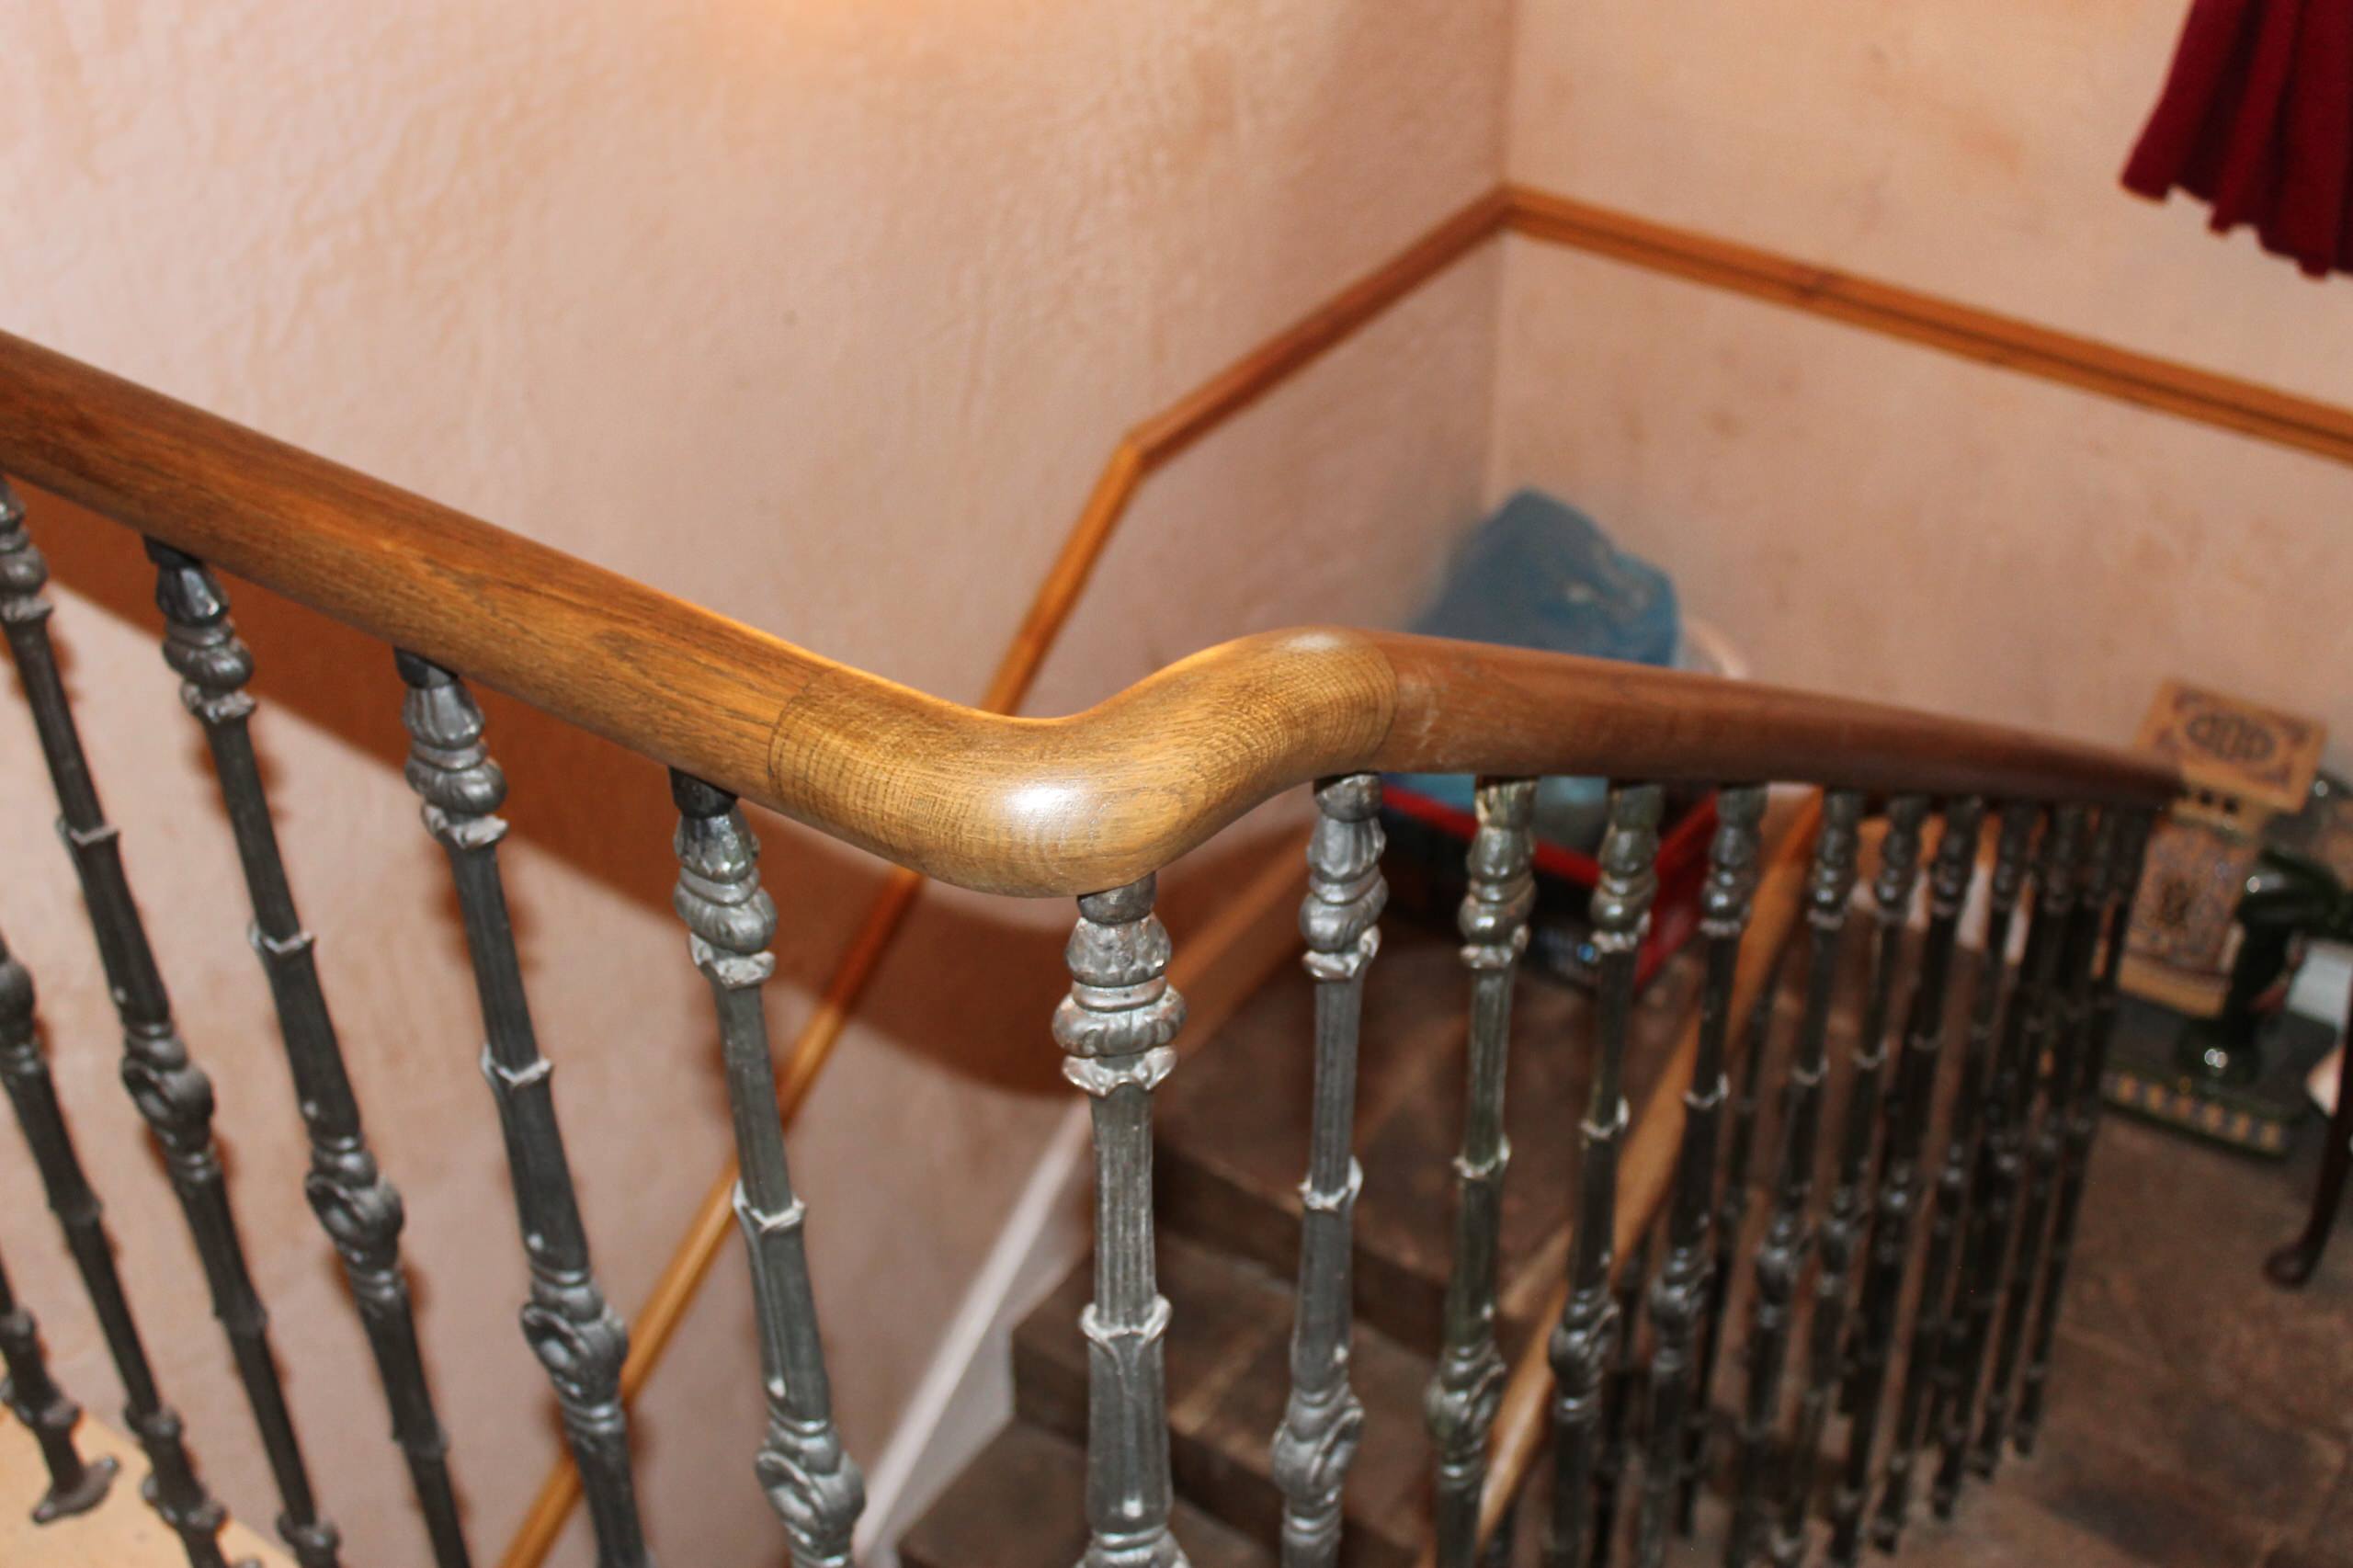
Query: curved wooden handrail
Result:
<box><xmin>0</xmin><ymin>328</ymin><xmax>2172</xmax><ymax>898</ymax></box>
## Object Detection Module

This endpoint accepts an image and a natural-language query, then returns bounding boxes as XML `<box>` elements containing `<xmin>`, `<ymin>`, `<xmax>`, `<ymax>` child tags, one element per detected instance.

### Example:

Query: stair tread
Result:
<box><xmin>1017</xmin><ymin>1232</ymin><xmax>1438</xmax><ymax>1568</ymax></box>
<box><xmin>1155</xmin><ymin>927</ymin><xmax>1710</xmax><ymax>1354</ymax></box>
<box><xmin>0</xmin><ymin>1408</ymin><xmax>291</xmax><ymax>1567</ymax></box>
<box><xmin>898</xmin><ymin>1421</ymin><xmax>1273</xmax><ymax>1568</ymax></box>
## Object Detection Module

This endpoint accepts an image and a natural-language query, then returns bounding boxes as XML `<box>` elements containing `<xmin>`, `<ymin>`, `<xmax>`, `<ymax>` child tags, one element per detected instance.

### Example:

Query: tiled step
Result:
<box><xmin>897</xmin><ymin>1420</ymin><xmax>1273</xmax><ymax>1568</ymax></box>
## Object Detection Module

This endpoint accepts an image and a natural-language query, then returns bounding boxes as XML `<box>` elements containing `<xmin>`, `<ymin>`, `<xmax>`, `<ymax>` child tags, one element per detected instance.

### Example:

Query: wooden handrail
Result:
<box><xmin>0</xmin><ymin>332</ymin><xmax>2171</xmax><ymax>902</ymax></box>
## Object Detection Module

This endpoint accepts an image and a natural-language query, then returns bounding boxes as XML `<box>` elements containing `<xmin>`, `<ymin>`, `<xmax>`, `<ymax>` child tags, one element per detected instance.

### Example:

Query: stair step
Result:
<box><xmin>0</xmin><ymin>1409</ymin><xmax>291</xmax><ymax>1567</ymax></box>
<box><xmin>1155</xmin><ymin>927</ymin><xmax>1711</xmax><ymax>1356</ymax></box>
<box><xmin>1017</xmin><ymin>1232</ymin><xmax>1439</xmax><ymax>1568</ymax></box>
<box><xmin>898</xmin><ymin>1421</ymin><xmax>1273</xmax><ymax>1568</ymax></box>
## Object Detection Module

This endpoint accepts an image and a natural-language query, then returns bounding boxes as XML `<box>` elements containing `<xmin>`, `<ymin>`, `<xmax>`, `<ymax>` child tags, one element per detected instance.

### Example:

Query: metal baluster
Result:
<box><xmin>147</xmin><ymin>542</ymin><xmax>471</xmax><ymax>1568</ymax></box>
<box><xmin>1056</xmin><ymin>875</ymin><xmax>1190</xmax><ymax>1568</ymax></box>
<box><xmin>1768</xmin><ymin>799</ymin><xmax>1925</xmax><ymax>1568</ymax></box>
<box><xmin>1927</xmin><ymin>803</ymin><xmax>2040</xmax><ymax>1518</ymax></box>
<box><xmin>1825</xmin><ymin>799</ymin><xmax>1982</xmax><ymax>1565</ymax></box>
<box><xmin>1631</xmin><ymin>785</ymin><xmax>1767</xmax><ymax>1568</ymax></box>
<box><xmin>1865</xmin><ymin>800</ymin><xmax>2006</xmax><ymax>1550</ymax></box>
<box><xmin>1545</xmin><ymin>783</ymin><xmax>1664</xmax><ymax>1568</ymax></box>
<box><xmin>2013</xmin><ymin>811</ymin><xmax>2154</xmax><ymax>1452</ymax></box>
<box><xmin>1725</xmin><ymin>790</ymin><xmax>1863</xmax><ymax>1568</ymax></box>
<box><xmin>1427</xmin><ymin>778</ymin><xmax>1538</xmax><ymax>1568</ymax></box>
<box><xmin>0</xmin><ymin>1234</ymin><xmax>117</xmax><ymax>1522</ymax></box>
<box><xmin>1971</xmin><ymin>806</ymin><xmax>2092</xmax><ymax>1480</ymax></box>
<box><xmin>0</xmin><ymin>925</ymin><xmax>241</xmax><ymax>1568</ymax></box>
<box><xmin>1678</xmin><ymin>937</ymin><xmax>1790</xmax><ymax>1538</ymax></box>
<box><xmin>0</xmin><ymin>489</ymin><xmax>343</xmax><ymax>1568</ymax></box>
<box><xmin>1593</xmin><ymin>1225</ymin><xmax>1654</xmax><ymax>1568</ymax></box>
<box><xmin>395</xmin><ymin>651</ymin><xmax>651</xmax><ymax>1568</ymax></box>
<box><xmin>1272</xmin><ymin>776</ymin><xmax>1386</xmax><ymax>1568</ymax></box>
<box><xmin>669</xmin><ymin>774</ymin><xmax>865</xmax><ymax>1566</ymax></box>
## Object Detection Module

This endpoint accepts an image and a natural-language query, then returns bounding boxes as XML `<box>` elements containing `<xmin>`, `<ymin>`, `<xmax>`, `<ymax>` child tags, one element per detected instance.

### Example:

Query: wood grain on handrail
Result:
<box><xmin>0</xmin><ymin>332</ymin><xmax>2171</xmax><ymax>903</ymax></box>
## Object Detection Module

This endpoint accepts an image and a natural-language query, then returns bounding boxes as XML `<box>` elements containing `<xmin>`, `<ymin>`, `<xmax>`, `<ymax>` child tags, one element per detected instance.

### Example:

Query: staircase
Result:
<box><xmin>903</xmin><ymin>919</ymin><xmax>1871</xmax><ymax>1568</ymax></box>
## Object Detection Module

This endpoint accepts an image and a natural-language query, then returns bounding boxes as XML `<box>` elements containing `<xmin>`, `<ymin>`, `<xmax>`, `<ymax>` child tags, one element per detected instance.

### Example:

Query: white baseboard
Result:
<box><xmin>855</xmin><ymin>1102</ymin><xmax>1093</xmax><ymax>1563</ymax></box>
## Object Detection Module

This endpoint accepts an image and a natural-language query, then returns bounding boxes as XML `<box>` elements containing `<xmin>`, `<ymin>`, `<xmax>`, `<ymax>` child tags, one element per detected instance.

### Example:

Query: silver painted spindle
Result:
<box><xmin>1872</xmin><ymin>801</ymin><xmax>2021</xmax><ymax>1548</ymax></box>
<box><xmin>1768</xmin><ymin>798</ymin><xmax>1926</xmax><ymax>1568</ymax></box>
<box><xmin>0</xmin><ymin>487</ymin><xmax>343</xmax><ymax>1568</ymax></box>
<box><xmin>1679</xmin><ymin>937</ymin><xmax>1790</xmax><ymax>1538</ymax></box>
<box><xmin>1725</xmin><ymin>790</ymin><xmax>1863</xmax><ymax>1568</ymax></box>
<box><xmin>147</xmin><ymin>541</ymin><xmax>471</xmax><ymax>1568</ymax></box>
<box><xmin>1972</xmin><ymin>805</ymin><xmax>2090</xmax><ymax>1481</ymax></box>
<box><xmin>396</xmin><ymin>650</ymin><xmax>652</xmax><ymax>1568</ymax></box>
<box><xmin>1545</xmin><ymin>783</ymin><xmax>1664</xmax><ymax>1568</ymax></box>
<box><xmin>2013</xmin><ymin>810</ymin><xmax>2153</xmax><ymax>1451</ymax></box>
<box><xmin>1825</xmin><ymin>798</ymin><xmax>1983</xmax><ymax>1566</ymax></box>
<box><xmin>1272</xmin><ymin>775</ymin><xmax>1386</xmax><ymax>1568</ymax></box>
<box><xmin>0</xmin><ymin>924</ymin><xmax>236</xmax><ymax>1568</ymax></box>
<box><xmin>1929</xmin><ymin>802</ymin><xmax>2044</xmax><ymax>1518</ymax></box>
<box><xmin>670</xmin><ymin>773</ymin><xmax>865</xmax><ymax>1566</ymax></box>
<box><xmin>0</xmin><ymin>1234</ymin><xmax>117</xmax><ymax>1523</ymax></box>
<box><xmin>1631</xmin><ymin>784</ymin><xmax>1767</xmax><ymax>1568</ymax></box>
<box><xmin>1427</xmin><ymin>778</ymin><xmax>1538</xmax><ymax>1568</ymax></box>
<box><xmin>1057</xmin><ymin>876</ymin><xmax>1191</xmax><ymax>1568</ymax></box>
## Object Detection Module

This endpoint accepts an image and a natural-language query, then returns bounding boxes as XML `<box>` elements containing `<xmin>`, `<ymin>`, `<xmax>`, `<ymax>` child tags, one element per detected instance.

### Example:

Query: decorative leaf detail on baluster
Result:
<box><xmin>397</xmin><ymin>651</ymin><xmax>652</xmax><ymax>1568</ymax></box>
<box><xmin>670</xmin><ymin>772</ymin><xmax>865</xmax><ymax>1568</ymax></box>
<box><xmin>1056</xmin><ymin>876</ymin><xmax>1190</xmax><ymax>1568</ymax></box>
<box><xmin>1427</xmin><ymin>778</ymin><xmax>1536</xmax><ymax>1568</ymax></box>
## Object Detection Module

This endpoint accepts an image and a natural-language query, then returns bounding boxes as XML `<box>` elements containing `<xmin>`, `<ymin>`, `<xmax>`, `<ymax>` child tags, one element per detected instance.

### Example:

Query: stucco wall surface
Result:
<box><xmin>0</xmin><ymin>4</ymin><xmax>1509</xmax><ymax>1563</ymax></box>
<box><xmin>1496</xmin><ymin>0</ymin><xmax>2353</xmax><ymax>767</ymax></box>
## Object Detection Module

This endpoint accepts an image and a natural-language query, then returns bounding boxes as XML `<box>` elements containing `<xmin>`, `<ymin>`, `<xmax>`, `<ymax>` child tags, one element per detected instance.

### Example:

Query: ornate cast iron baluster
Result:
<box><xmin>147</xmin><ymin>542</ymin><xmax>472</xmax><ymax>1568</ymax></box>
<box><xmin>1725</xmin><ymin>790</ymin><xmax>1863</xmax><ymax>1568</ymax></box>
<box><xmin>1972</xmin><ymin>805</ymin><xmax>2092</xmax><ymax>1480</ymax></box>
<box><xmin>1873</xmin><ymin>801</ymin><xmax>2027</xmax><ymax>1549</ymax></box>
<box><xmin>1057</xmin><ymin>875</ymin><xmax>1191</xmax><ymax>1568</ymax></box>
<box><xmin>1825</xmin><ymin>799</ymin><xmax>1983</xmax><ymax>1565</ymax></box>
<box><xmin>1545</xmin><ymin>784</ymin><xmax>1664</xmax><ymax>1568</ymax></box>
<box><xmin>1927</xmin><ymin>805</ymin><xmax>2040</xmax><ymax>1517</ymax></box>
<box><xmin>0</xmin><ymin>490</ymin><xmax>343</xmax><ymax>1568</ymax></box>
<box><xmin>0</xmin><ymin>924</ymin><xmax>239</xmax><ymax>1568</ymax></box>
<box><xmin>1679</xmin><ymin>937</ymin><xmax>1789</xmax><ymax>1539</ymax></box>
<box><xmin>670</xmin><ymin>774</ymin><xmax>865</xmax><ymax>1567</ymax></box>
<box><xmin>1930</xmin><ymin>804</ymin><xmax>2067</xmax><ymax>1515</ymax></box>
<box><xmin>1593</xmin><ymin>1225</ymin><xmax>1654</xmax><ymax>1568</ymax></box>
<box><xmin>0</xmin><ymin>1234</ymin><xmax>117</xmax><ymax>1522</ymax></box>
<box><xmin>1427</xmin><ymin>778</ymin><xmax>1537</xmax><ymax>1568</ymax></box>
<box><xmin>1273</xmin><ymin>776</ymin><xmax>1386</xmax><ymax>1568</ymax></box>
<box><xmin>396</xmin><ymin>651</ymin><xmax>652</xmax><ymax>1568</ymax></box>
<box><xmin>2013</xmin><ymin>811</ymin><xmax>2154</xmax><ymax>1452</ymax></box>
<box><xmin>1631</xmin><ymin>784</ymin><xmax>1767</xmax><ymax>1568</ymax></box>
<box><xmin>1768</xmin><ymin>798</ymin><xmax>1925</xmax><ymax>1568</ymax></box>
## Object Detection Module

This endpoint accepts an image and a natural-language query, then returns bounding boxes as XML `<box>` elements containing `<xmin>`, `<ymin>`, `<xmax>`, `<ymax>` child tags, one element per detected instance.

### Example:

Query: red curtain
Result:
<box><xmin>2123</xmin><ymin>0</ymin><xmax>2353</xmax><ymax>278</ymax></box>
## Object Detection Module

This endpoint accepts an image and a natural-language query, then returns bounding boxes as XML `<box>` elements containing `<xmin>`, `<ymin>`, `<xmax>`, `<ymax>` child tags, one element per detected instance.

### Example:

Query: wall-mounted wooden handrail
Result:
<box><xmin>0</xmin><ymin>329</ymin><xmax>2171</xmax><ymax>899</ymax></box>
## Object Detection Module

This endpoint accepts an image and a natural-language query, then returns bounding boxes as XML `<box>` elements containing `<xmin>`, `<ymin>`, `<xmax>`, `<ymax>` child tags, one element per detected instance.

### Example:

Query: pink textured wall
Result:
<box><xmin>0</xmin><ymin>4</ymin><xmax>1508</xmax><ymax>1563</ymax></box>
<box><xmin>1495</xmin><ymin>0</ymin><xmax>2353</xmax><ymax>766</ymax></box>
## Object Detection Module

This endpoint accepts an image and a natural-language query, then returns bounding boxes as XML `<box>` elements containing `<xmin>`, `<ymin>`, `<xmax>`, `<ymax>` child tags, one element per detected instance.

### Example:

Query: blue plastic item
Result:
<box><xmin>1392</xmin><ymin>490</ymin><xmax>1680</xmax><ymax>852</ymax></box>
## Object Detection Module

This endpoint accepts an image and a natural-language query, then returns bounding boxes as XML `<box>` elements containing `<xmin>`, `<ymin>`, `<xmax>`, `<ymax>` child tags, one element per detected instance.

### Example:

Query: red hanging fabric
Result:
<box><xmin>2123</xmin><ymin>0</ymin><xmax>2353</xmax><ymax>278</ymax></box>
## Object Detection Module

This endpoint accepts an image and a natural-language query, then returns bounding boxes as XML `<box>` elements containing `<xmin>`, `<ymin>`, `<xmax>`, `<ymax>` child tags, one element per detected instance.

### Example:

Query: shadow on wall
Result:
<box><xmin>19</xmin><ymin>483</ymin><xmax>1304</xmax><ymax>1106</ymax></box>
